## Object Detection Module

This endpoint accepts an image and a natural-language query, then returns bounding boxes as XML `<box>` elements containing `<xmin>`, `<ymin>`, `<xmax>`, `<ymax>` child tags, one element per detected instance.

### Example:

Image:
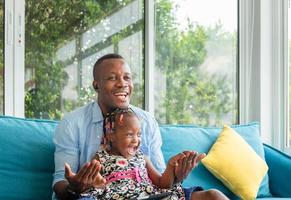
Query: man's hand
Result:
<box><xmin>65</xmin><ymin>159</ymin><xmax>106</xmax><ymax>194</ymax></box>
<box><xmin>173</xmin><ymin>151</ymin><xmax>206</xmax><ymax>183</ymax></box>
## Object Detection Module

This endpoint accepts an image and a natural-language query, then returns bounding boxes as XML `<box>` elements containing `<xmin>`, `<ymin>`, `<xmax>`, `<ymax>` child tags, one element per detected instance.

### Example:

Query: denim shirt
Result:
<box><xmin>52</xmin><ymin>101</ymin><xmax>166</xmax><ymax>188</ymax></box>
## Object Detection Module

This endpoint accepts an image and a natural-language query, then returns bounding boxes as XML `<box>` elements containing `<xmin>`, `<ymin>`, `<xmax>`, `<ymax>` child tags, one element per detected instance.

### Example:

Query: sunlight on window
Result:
<box><xmin>288</xmin><ymin>0</ymin><xmax>291</xmax><ymax>146</ymax></box>
<box><xmin>0</xmin><ymin>1</ymin><xmax>3</xmax><ymax>114</ymax></box>
<box><xmin>24</xmin><ymin>0</ymin><xmax>144</xmax><ymax>119</ymax></box>
<box><xmin>154</xmin><ymin>0</ymin><xmax>238</xmax><ymax>125</ymax></box>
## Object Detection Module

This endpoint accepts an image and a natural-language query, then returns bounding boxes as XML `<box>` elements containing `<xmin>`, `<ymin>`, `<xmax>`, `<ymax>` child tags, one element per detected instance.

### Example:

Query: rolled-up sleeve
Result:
<box><xmin>53</xmin><ymin>118</ymin><xmax>79</xmax><ymax>187</ymax></box>
<box><xmin>149</xmin><ymin>119</ymin><xmax>166</xmax><ymax>173</ymax></box>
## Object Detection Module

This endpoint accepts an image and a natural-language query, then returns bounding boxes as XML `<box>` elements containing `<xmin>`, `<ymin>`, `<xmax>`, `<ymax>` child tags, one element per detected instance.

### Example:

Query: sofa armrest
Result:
<box><xmin>263</xmin><ymin>144</ymin><xmax>291</xmax><ymax>197</ymax></box>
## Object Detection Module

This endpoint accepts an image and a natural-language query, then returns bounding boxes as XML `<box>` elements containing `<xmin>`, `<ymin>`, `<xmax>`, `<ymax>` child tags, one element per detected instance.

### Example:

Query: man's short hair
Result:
<box><xmin>93</xmin><ymin>53</ymin><xmax>124</xmax><ymax>80</ymax></box>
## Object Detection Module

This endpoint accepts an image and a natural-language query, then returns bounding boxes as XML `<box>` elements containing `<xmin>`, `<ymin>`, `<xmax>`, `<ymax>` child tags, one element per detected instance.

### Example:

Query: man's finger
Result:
<box><xmin>64</xmin><ymin>163</ymin><xmax>75</xmax><ymax>180</ymax></box>
<box><xmin>88</xmin><ymin>160</ymin><xmax>100</xmax><ymax>180</ymax></box>
<box><xmin>77</xmin><ymin>162</ymin><xmax>90</xmax><ymax>179</ymax></box>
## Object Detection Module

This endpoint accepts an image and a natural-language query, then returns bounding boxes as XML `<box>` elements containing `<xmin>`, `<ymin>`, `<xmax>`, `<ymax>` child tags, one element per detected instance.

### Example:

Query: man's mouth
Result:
<box><xmin>114</xmin><ymin>92</ymin><xmax>128</xmax><ymax>101</ymax></box>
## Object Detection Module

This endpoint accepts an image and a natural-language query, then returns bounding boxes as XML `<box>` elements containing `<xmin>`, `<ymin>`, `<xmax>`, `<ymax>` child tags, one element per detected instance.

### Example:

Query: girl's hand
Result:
<box><xmin>168</xmin><ymin>153</ymin><xmax>186</xmax><ymax>168</ymax></box>
<box><xmin>172</xmin><ymin>151</ymin><xmax>206</xmax><ymax>183</ymax></box>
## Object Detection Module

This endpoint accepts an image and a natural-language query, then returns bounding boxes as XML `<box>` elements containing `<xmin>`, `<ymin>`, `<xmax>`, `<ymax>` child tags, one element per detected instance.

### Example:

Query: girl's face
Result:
<box><xmin>108</xmin><ymin>115</ymin><xmax>141</xmax><ymax>159</ymax></box>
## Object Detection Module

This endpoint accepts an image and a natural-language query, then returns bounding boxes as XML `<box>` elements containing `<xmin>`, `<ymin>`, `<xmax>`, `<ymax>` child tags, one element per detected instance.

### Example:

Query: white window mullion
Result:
<box><xmin>144</xmin><ymin>0</ymin><xmax>155</xmax><ymax>115</ymax></box>
<box><xmin>4</xmin><ymin>0</ymin><xmax>14</xmax><ymax>116</ymax></box>
<box><xmin>13</xmin><ymin>0</ymin><xmax>25</xmax><ymax>117</ymax></box>
<box><xmin>282</xmin><ymin>0</ymin><xmax>290</xmax><ymax>153</ymax></box>
<box><xmin>4</xmin><ymin>0</ymin><xmax>25</xmax><ymax>117</ymax></box>
<box><xmin>239</xmin><ymin>0</ymin><xmax>260</xmax><ymax>124</ymax></box>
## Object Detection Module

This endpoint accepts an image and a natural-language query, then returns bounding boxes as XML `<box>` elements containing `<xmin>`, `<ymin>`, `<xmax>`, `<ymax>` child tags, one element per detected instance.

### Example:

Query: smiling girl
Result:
<box><xmin>75</xmin><ymin>108</ymin><xmax>207</xmax><ymax>200</ymax></box>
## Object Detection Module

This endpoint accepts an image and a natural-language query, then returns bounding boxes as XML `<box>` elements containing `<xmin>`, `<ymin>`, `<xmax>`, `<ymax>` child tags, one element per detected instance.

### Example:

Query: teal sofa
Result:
<box><xmin>0</xmin><ymin>115</ymin><xmax>291</xmax><ymax>200</ymax></box>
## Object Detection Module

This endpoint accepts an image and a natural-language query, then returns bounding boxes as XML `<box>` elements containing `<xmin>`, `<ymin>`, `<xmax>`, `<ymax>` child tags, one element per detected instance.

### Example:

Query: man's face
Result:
<box><xmin>94</xmin><ymin>58</ymin><xmax>133</xmax><ymax>113</ymax></box>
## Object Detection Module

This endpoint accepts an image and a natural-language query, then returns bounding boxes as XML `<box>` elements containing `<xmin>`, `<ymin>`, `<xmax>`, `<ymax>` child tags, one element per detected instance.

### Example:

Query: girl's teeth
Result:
<box><xmin>128</xmin><ymin>147</ymin><xmax>135</xmax><ymax>155</ymax></box>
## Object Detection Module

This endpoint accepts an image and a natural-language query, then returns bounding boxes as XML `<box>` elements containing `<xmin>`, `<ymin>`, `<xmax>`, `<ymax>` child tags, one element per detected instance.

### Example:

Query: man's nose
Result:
<box><xmin>116</xmin><ymin>77</ymin><xmax>127</xmax><ymax>87</ymax></box>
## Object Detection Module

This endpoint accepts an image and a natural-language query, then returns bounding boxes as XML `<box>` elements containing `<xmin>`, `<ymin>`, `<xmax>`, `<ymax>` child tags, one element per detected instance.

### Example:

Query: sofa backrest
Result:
<box><xmin>160</xmin><ymin>123</ymin><xmax>271</xmax><ymax>199</ymax></box>
<box><xmin>0</xmin><ymin>116</ymin><xmax>57</xmax><ymax>200</ymax></box>
<box><xmin>0</xmin><ymin>116</ymin><xmax>271</xmax><ymax>200</ymax></box>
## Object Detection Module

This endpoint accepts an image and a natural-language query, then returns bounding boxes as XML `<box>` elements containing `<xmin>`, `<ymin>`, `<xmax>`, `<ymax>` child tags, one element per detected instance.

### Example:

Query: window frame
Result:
<box><xmin>6</xmin><ymin>0</ymin><xmax>291</xmax><ymax>154</ymax></box>
<box><xmin>4</xmin><ymin>0</ymin><xmax>25</xmax><ymax>117</ymax></box>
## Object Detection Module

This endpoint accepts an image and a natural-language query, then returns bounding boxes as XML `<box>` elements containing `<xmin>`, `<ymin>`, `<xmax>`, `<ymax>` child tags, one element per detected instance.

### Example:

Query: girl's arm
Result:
<box><xmin>145</xmin><ymin>154</ymin><xmax>185</xmax><ymax>189</ymax></box>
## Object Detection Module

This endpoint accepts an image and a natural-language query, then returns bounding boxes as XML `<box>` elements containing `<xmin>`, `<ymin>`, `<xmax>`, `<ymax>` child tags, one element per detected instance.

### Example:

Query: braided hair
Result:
<box><xmin>101</xmin><ymin>107</ymin><xmax>139</xmax><ymax>149</ymax></box>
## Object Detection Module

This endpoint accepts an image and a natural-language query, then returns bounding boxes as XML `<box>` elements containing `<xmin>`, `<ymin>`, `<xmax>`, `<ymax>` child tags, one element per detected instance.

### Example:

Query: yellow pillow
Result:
<box><xmin>201</xmin><ymin>125</ymin><xmax>268</xmax><ymax>200</ymax></box>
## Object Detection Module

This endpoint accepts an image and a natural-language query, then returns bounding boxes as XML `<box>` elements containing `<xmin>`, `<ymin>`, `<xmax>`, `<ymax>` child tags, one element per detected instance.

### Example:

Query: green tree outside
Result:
<box><xmin>155</xmin><ymin>0</ymin><xmax>237</xmax><ymax>125</ymax></box>
<box><xmin>24</xmin><ymin>0</ymin><xmax>238</xmax><ymax>127</ymax></box>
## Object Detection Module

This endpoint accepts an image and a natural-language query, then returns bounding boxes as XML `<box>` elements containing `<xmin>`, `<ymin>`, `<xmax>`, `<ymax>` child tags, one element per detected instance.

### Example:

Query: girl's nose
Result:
<box><xmin>132</xmin><ymin>135</ymin><xmax>140</xmax><ymax>143</ymax></box>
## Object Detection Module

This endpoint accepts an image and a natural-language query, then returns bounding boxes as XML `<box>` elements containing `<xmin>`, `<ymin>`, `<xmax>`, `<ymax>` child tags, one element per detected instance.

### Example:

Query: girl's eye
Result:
<box><xmin>127</xmin><ymin>133</ymin><xmax>134</xmax><ymax>137</ymax></box>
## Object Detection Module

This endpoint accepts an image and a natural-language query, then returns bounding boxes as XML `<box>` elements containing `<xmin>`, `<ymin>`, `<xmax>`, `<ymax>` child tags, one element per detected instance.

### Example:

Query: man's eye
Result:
<box><xmin>108</xmin><ymin>76</ymin><xmax>116</xmax><ymax>80</ymax></box>
<box><xmin>124</xmin><ymin>76</ymin><xmax>132</xmax><ymax>81</ymax></box>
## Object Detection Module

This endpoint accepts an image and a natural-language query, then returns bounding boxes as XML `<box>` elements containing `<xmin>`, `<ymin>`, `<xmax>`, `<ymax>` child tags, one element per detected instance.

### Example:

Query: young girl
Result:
<box><xmin>76</xmin><ymin>108</ymin><xmax>208</xmax><ymax>200</ymax></box>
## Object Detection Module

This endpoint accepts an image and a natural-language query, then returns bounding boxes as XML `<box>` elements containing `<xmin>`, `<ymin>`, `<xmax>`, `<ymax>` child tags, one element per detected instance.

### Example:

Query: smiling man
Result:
<box><xmin>52</xmin><ymin>54</ymin><xmax>166</xmax><ymax>200</ymax></box>
<box><xmin>52</xmin><ymin>54</ymin><xmax>228</xmax><ymax>200</ymax></box>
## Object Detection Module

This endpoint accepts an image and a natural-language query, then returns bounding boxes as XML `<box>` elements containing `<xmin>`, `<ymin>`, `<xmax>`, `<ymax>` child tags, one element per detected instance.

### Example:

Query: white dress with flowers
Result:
<box><xmin>80</xmin><ymin>149</ymin><xmax>185</xmax><ymax>200</ymax></box>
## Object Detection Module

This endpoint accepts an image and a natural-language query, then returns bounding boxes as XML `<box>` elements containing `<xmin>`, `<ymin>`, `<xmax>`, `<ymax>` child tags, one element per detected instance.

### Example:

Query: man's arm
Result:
<box><xmin>54</xmin><ymin>181</ymin><xmax>72</xmax><ymax>200</ymax></box>
<box><xmin>53</xmin><ymin>119</ymin><xmax>105</xmax><ymax>199</ymax></box>
<box><xmin>147</xmin><ymin>117</ymin><xmax>167</xmax><ymax>172</ymax></box>
<box><xmin>53</xmin><ymin>118</ymin><xmax>79</xmax><ymax>199</ymax></box>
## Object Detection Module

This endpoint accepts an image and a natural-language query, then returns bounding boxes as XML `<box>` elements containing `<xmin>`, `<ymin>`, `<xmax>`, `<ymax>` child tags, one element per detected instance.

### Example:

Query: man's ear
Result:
<box><xmin>92</xmin><ymin>80</ymin><xmax>98</xmax><ymax>91</ymax></box>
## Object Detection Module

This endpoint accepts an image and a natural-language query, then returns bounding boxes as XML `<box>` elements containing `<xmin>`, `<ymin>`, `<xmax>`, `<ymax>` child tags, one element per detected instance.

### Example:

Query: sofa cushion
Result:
<box><xmin>160</xmin><ymin>122</ymin><xmax>271</xmax><ymax>199</ymax></box>
<box><xmin>264</xmin><ymin>144</ymin><xmax>291</xmax><ymax>197</ymax></box>
<box><xmin>0</xmin><ymin>116</ymin><xmax>57</xmax><ymax>200</ymax></box>
<box><xmin>201</xmin><ymin>125</ymin><xmax>268</xmax><ymax>199</ymax></box>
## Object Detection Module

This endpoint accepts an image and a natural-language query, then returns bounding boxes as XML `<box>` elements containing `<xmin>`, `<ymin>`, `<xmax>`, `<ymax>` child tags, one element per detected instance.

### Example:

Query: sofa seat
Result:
<box><xmin>0</xmin><ymin>115</ymin><xmax>291</xmax><ymax>200</ymax></box>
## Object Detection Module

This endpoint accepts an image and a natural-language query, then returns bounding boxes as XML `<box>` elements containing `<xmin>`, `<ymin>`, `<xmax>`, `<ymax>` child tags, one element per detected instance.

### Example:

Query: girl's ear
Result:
<box><xmin>107</xmin><ymin>132</ymin><xmax>115</xmax><ymax>143</ymax></box>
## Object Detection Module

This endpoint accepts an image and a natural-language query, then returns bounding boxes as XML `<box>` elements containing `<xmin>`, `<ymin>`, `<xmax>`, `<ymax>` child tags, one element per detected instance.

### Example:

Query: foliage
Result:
<box><xmin>24</xmin><ymin>0</ymin><xmax>237</xmax><ymax>125</ymax></box>
<box><xmin>24</xmin><ymin>0</ymin><xmax>134</xmax><ymax>119</ymax></box>
<box><xmin>155</xmin><ymin>0</ymin><xmax>237</xmax><ymax>125</ymax></box>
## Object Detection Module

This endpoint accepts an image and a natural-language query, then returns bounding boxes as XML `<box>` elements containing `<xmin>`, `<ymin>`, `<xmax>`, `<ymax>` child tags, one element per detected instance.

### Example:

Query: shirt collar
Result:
<box><xmin>91</xmin><ymin>101</ymin><xmax>134</xmax><ymax>123</ymax></box>
<box><xmin>92</xmin><ymin>101</ymin><xmax>104</xmax><ymax>123</ymax></box>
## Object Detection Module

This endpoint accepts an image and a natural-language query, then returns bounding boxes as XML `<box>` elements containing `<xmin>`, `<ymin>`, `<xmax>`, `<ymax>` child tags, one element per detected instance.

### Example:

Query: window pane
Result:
<box><xmin>25</xmin><ymin>0</ymin><xmax>144</xmax><ymax>119</ymax></box>
<box><xmin>154</xmin><ymin>0</ymin><xmax>238</xmax><ymax>125</ymax></box>
<box><xmin>0</xmin><ymin>1</ymin><xmax>3</xmax><ymax>114</ymax></box>
<box><xmin>288</xmin><ymin>1</ymin><xmax>291</xmax><ymax>146</ymax></box>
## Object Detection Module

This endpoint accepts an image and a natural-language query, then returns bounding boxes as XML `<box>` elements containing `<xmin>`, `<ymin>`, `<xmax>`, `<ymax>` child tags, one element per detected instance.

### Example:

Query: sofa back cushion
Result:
<box><xmin>0</xmin><ymin>116</ymin><xmax>57</xmax><ymax>200</ymax></box>
<box><xmin>0</xmin><ymin>115</ymin><xmax>271</xmax><ymax>200</ymax></box>
<box><xmin>160</xmin><ymin>122</ymin><xmax>271</xmax><ymax>199</ymax></box>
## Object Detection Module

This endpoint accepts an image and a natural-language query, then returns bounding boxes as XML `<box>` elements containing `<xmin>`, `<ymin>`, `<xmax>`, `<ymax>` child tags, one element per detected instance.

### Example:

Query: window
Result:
<box><xmin>1</xmin><ymin>0</ymin><xmax>239</xmax><ymax>127</ymax></box>
<box><xmin>289</xmin><ymin>0</ymin><xmax>291</xmax><ymax>146</ymax></box>
<box><xmin>0</xmin><ymin>1</ymin><xmax>3</xmax><ymax>114</ymax></box>
<box><xmin>154</xmin><ymin>0</ymin><xmax>238</xmax><ymax>125</ymax></box>
<box><xmin>24</xmin><ymin>0</ymin><xmax>144</xmax><ymax>119</ymax></box>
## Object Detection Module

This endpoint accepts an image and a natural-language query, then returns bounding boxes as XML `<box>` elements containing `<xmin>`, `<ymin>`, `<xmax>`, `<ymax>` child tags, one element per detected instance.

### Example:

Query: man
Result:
<box><xmin>53</xmin><ymin>53</ymin><xmax>228</xmax><ymax>200</ymax></box>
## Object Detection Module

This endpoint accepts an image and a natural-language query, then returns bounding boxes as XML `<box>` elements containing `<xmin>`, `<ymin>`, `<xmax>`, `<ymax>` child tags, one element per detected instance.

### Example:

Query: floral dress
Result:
<box><xmin>80</xmin><ymin>150</ymin><xmax>185</xmax><ymax>200</ymax></box>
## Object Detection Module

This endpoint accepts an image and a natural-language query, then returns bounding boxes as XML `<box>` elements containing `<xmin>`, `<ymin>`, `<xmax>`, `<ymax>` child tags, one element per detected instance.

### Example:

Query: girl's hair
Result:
<box><xmin>101</xmin><ymin>108</ymin><xmax>139</xmax><ymax>150</ymax></box>
<box><xmin>103</xmin><ymin>107</ymin><xmax>138</xmax><ymax>135</ymax></box>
